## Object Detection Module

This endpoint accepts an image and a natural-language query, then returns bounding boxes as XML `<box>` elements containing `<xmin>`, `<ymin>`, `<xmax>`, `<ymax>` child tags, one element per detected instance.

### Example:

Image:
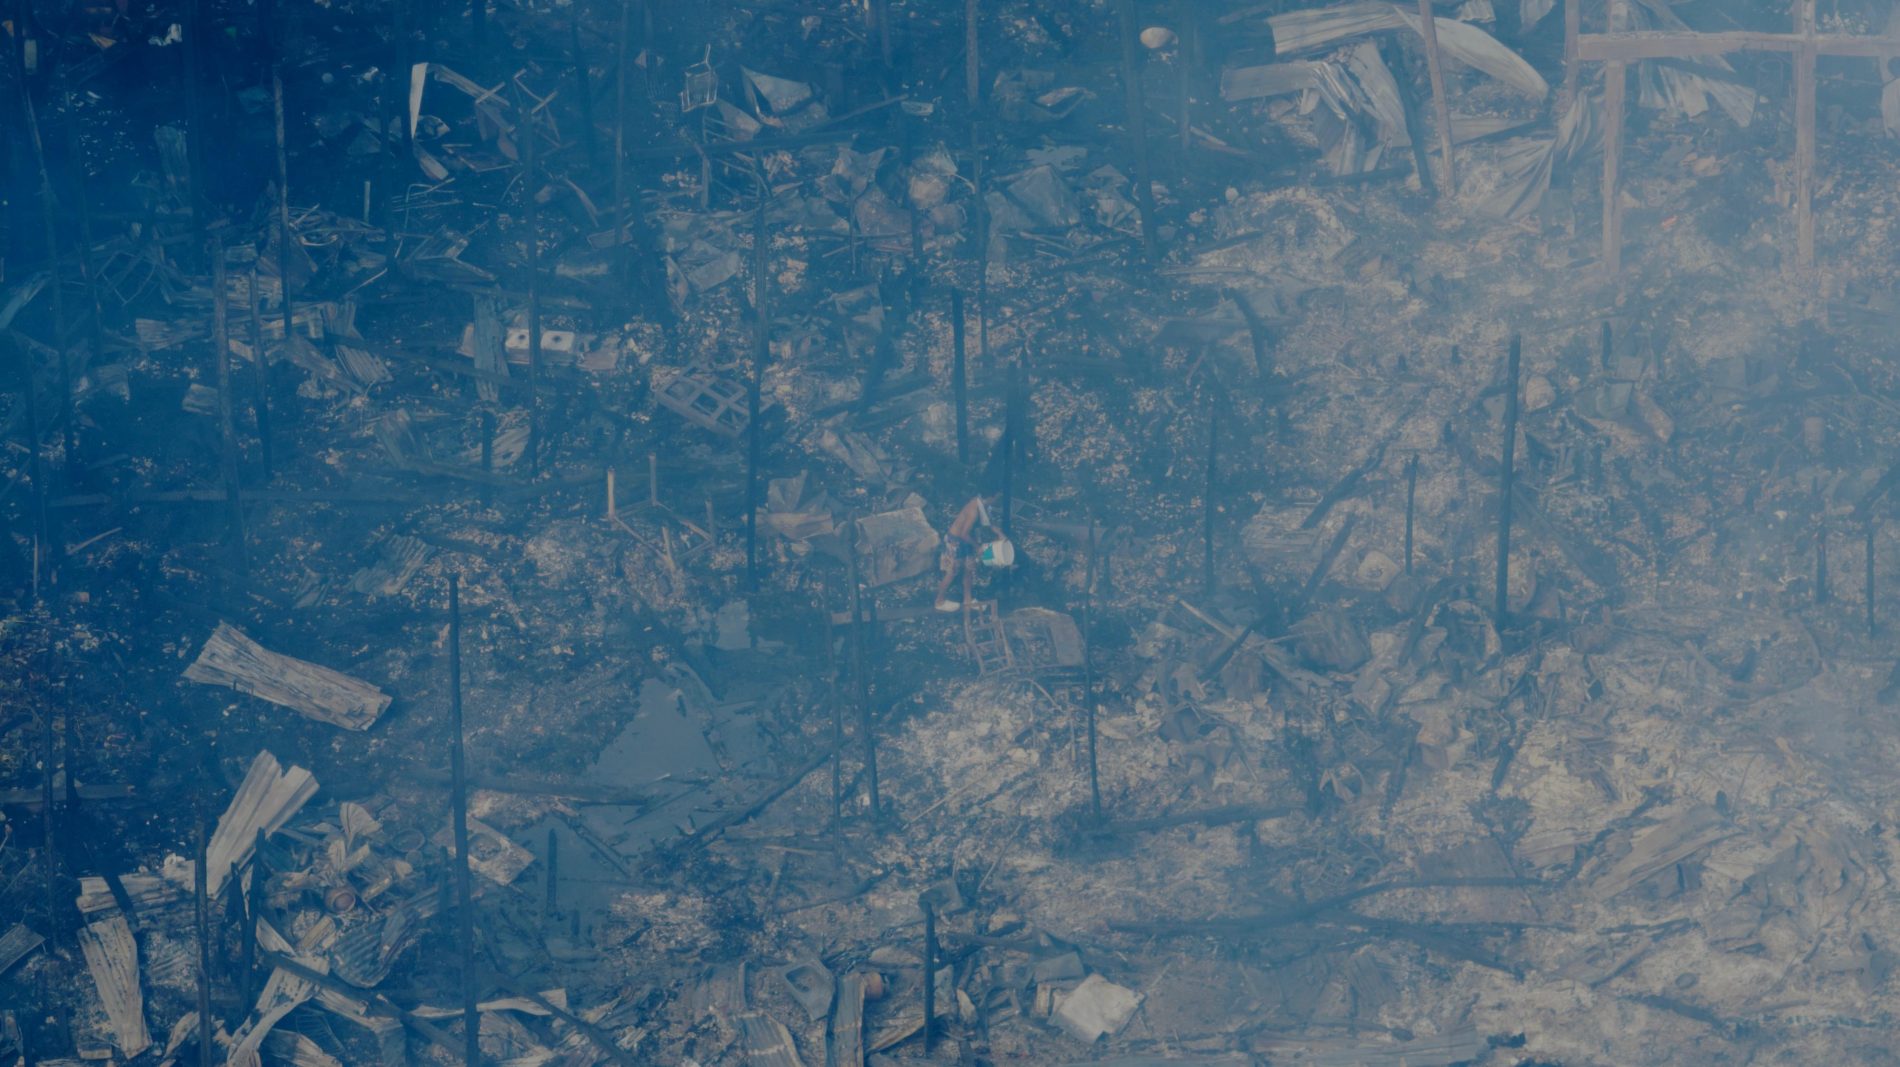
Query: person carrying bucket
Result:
<box><xmin>935</xmin><ymin>492</ymin><xmax>1012</xmax><ymax>612</ymax></box>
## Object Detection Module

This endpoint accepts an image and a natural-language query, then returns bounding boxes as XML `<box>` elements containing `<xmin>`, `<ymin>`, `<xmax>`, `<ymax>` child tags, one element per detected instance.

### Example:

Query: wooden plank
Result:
<box><xmin>832</xmin><ymin>974</ymin><xmax>865</xmax><ymax>1067</ymax></box>
<box><xmin>185</xmin><ymin>623</ymin><xmax>391</xmax><ymax>731</ymax></box>
<box><xmin>204</xmin><ymin>752</ymin><xmax>319</xmax><ymax>898</ymax></box>
<box><xmin>740</xmin><ymin>1012</ymin><xmax>807</xmax><ymax>1067</ymax></box>
<box><xmin>79</xmin><ymin>913</ymin><xmax>152</xmax><ymax>1057</ymax></box>
<box><xmin>0</xmin><ymin>924</ymin><xmax>44</xmax><ymax>977</ymax></box>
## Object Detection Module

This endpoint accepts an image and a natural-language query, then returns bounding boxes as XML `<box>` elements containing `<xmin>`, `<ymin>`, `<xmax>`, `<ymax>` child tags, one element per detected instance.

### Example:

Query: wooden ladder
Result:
<box><xmin>963</xmin><ymin>600</ymin><xmax>1016</xmax><ymax>675</ymax></box>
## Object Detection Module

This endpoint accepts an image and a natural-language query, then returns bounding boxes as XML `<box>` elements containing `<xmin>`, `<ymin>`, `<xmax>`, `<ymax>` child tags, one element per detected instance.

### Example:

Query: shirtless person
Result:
<box><xmin>934</xmin><ymin>493</ymin><xmax>1001</xmax><ymax>612</ymax></box>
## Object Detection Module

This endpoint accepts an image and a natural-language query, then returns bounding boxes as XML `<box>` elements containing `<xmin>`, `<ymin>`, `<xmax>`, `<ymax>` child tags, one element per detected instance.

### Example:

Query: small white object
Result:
<box><xmin>1140</xmin><ymin>26</ymin><xmax>1176</xmax><ymax>49</ymax></box>
<box><xmin>1053</xmin><ymin>974</ymin><xmax>1141</xmax><ymax>1042</ymax></box>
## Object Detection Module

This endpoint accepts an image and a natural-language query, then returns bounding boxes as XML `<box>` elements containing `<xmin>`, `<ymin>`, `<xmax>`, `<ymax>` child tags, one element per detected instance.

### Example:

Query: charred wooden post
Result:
<box><xmin>965</xmin><ymin>0</ymin><xmax>981</xmax><ymax>107</ymax></box>
<box><xmin>1001</xmin><ymin>361</ymin><xmax>1022</xmax><ymax>532</ymax></box>
<box><xmin>972</xmin><ymin>121</ymin><xmax>991</xmax><ymax>369</ymax></box>
<box><xmin>211</xmin><ymin>241</ymin><xmax>247</xmax><ymax>576</ymax></box>
<box><xmin>545</xmin><ymin>828</ymin><xmax>559</xmax><ymax>921</ymax></box>
<box><xmin>1383</xmin><ymin>39</ymin><xmax>1437</xmax><ymax>198</ymax></box>
<box><xmin>15</xmin><ymin>50</ymin><xmax>77</xmax><ymax>482</ymax></box>
<box><xmin>1869</xmin><ymin>521</ymin><xmax>1878</xmax><ymax>636</ymax></box>
<box><xmin>1084</xmin><ymin>516</ymin><xmax>1102</xmax><ymax>818</ymax></box>
<box><xmin>1404</xmin><ymin>452</ymin><xmax>1419</xmax><ymax>575</ymax></box>
<box><xmin>952</xmin><ymin>288</ymin><xmax>970</xmax><ymax>465</ymax></box>
<box><xmin>40</xmin><ymin>646</ymin><xmax>58</xmax><ymax>952</ymax></box>
<box><xmin>1415</xmin><ymin>0</ymin><xmax>1456</xmax><ymax>193</ymax></box>
<box><xmin>1816</xmin><ymin>523</ymin><xmax>1829</xmax><ymax>604</ymax></box>
<box><xmin>523</xmin><ymin>92</ymin><xmax>545</xmax><ymax>476</ymax></box>
<box><xmin>613</xmin><ymin>0</ymin><xmax>632</xmax><ymax>286</ymax></box>
<box><xmin>246</xmin><ymin>268</ymin><xmax>274</xmax><ymax>481</ymax></box>
<box><xmin>60</xmin><ymin>88</ymin><xmax>107</xmax><ymax>377</ymax></box>
<box><xmin>447</xmin><ymin>574</ymin><xmax>479</xmax><ymax>1067</ymax></box>
<box><xmin>1600</xmin><ymin>0</ymin><xmax>1628</xmax><ymax>275</ymax></box>
<box><xmin>747</xmin><ymin>196</ymin><xmax>770</xmax><ymax>591</ymax></box>
<box><xmin>570</xmin><ymin>13</ymin><xmax>599</xmax><ymax>168</ymax></box>
<box><xmin>271</xmin><ymin>66</ymin><xmax>297</xmax><ymax>379</ymax></box>
<box><xmin>1495</xmin><ymin>335</ymin><xmax>1521</xmax><ymax>626</ymax></box>
<box><xmin>1794</xmin><ymin>0</ymin><xmax>1817</xmax><ymax>267</ymax></box>
<box><xmin>480</xmin><ymin>410</ymin><xmax>496</xmax><ymax>508</ymax></box>
<box><xmin>1115</xmin><ymin>0</ymin><xmax>1159</xmax><ymax>259</ymax></box>
<box><xmin>1563</xmin><ymin>0</ymin><xmax>1582</xmax><ymax>98</ymax></box>
<box><xmin>1203</xmin><ymin>396</ymin><xmax>1217</xmax><ymax>595</ymax></box>
<box><xmin>921</xmin><ymin>896</ymin><xmax>937</xmax><ymax>1052</ymax></box>
<box><xmin>11</xmin><ymin>338</ymin><xmax>55</xmax><ymax>590</ymax></box>
<box><xmin>1599</xmin><ymin>319</ymin><xmax>1612</xmax><ymax>372</ymax></box>
<box><xmin>193</xmin><ymin>812</ymin><xmax>213</xmax><ymax>1067</ymax></box>
<box><xmin>826</xmin><ymin>599</ymin><xmax>844</xmax><ymax>833</ymax></box>
<box><xmin>845</xmin><ymin>520</ymin><xmax>880</xmax><ymax>815</ymax></box>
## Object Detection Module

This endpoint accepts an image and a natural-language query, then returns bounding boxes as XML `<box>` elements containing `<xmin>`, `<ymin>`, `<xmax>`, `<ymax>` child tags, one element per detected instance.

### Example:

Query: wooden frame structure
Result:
<box><xmin>1573</xmin><ymin>0</ymin><xmax>1900</xmax><ymax>273</ymax></box>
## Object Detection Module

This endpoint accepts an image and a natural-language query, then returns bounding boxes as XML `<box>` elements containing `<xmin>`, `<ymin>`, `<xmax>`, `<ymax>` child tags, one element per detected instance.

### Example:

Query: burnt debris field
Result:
<box><xmin>10</xmin><ymin>0</ymin><xmax>1900</xmax><ymax>1064</ymax></box>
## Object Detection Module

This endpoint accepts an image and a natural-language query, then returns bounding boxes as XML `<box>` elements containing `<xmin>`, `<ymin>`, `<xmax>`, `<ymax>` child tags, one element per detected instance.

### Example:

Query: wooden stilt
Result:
<box><xmin>1415</xmin><ymin>0</ymin><xmax>1457</xmax><ymax>194</ymax></box>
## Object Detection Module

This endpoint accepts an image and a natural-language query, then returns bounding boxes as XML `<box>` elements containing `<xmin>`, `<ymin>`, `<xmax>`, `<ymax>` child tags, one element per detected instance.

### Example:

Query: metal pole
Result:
<box><xmin>1868</xmin><ymin>521</ymin><xmax>1877</xmax><ymax>637</ymax></box>
<box><xmin>448</xmin><ymin>574</ymin><xmax>479</xmax><ymax>1067</ymax></box>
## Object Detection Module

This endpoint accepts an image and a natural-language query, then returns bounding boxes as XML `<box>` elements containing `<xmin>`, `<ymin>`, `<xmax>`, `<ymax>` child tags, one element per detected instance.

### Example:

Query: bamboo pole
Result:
<box><xmin>447</xmin><ymin>574</ymin><xmax>479</xmax><ymax>1067</ymax></box>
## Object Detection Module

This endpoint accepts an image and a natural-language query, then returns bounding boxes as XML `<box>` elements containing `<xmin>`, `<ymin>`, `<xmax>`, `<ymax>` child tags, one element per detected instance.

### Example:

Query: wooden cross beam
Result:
<box><xmin>1574</xmin><ymin>0</ymin><xmax>1900</xmax><ymax>273</ymax></box>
